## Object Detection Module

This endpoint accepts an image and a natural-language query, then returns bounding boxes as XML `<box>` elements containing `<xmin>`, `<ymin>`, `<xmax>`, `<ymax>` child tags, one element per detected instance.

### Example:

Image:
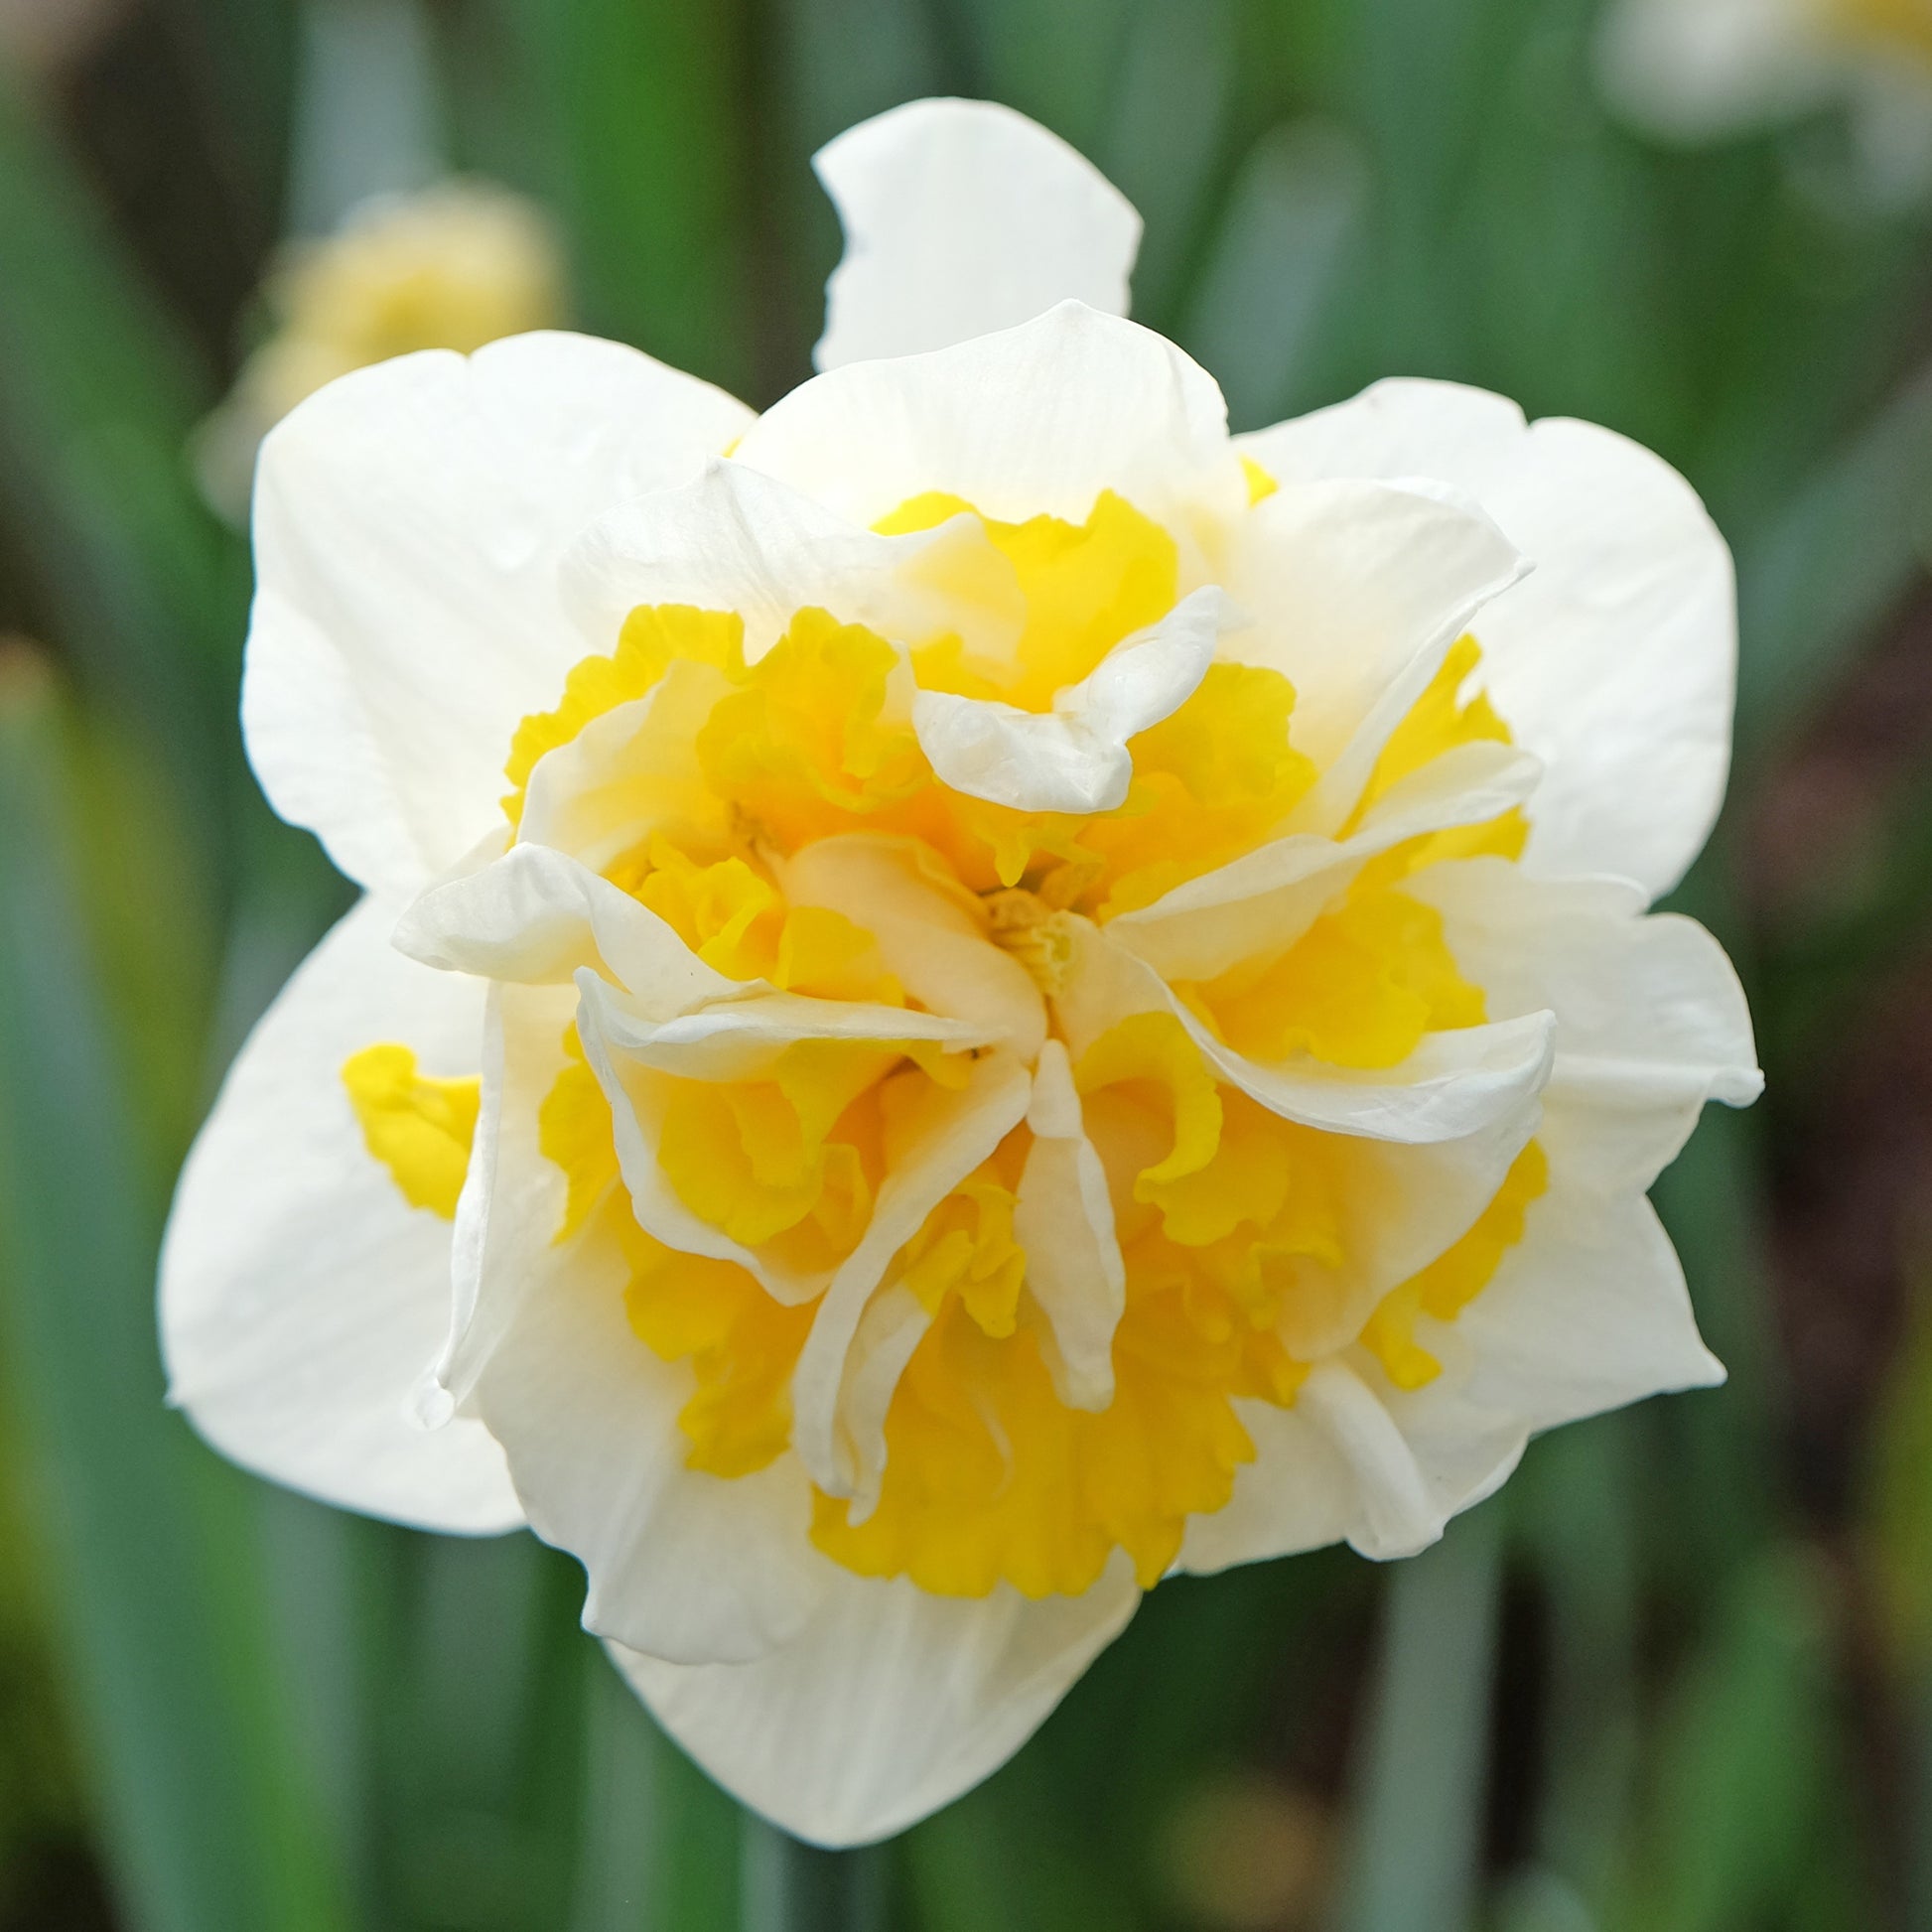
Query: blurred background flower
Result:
<box><xmin>195</xmin><ymin>179</ymin><xmax>565</xmax><ymax>518</ymax></box>
<box><xmin>4</xmin><ymin>0</ymin><xmax>1932</xmax><ymax>1927</ymax></box>
<box><xmin>1597</xmin><ymin>0</ymin><xmax>1932</xmax><ymax>200</ymax></box>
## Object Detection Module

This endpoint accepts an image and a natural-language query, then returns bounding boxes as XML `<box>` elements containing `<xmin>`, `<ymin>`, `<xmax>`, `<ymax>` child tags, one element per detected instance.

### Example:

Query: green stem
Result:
<box><xmin>742</xmin><ymin>1814</ymin><xmax>887</xmax><ymax>1932</ymax></box>
<box><xmin>1331</xmin><ymin>1501</ymin><xmax>1505</xmax><ymax>1932</ymax></box>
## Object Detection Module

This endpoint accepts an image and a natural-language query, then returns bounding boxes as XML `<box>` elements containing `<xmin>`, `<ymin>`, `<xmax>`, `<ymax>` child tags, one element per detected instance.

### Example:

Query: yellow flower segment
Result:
<box><xmin>345</xmin><ymin>486</ymin><xmax>1546</xmax><ymax>1601</ymax></box>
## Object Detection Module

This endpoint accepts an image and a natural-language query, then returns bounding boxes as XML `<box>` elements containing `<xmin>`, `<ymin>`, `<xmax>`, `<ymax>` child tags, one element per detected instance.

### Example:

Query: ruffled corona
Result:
<box><xmin>348</xmin><ymin>523</ymin><xmax>1546</xmax><ymax>1602</ymax></box>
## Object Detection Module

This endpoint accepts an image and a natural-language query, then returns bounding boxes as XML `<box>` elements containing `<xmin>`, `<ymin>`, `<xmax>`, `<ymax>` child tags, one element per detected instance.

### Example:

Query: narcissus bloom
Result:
<box><xmin>1599</xmin><ymin>0</ymin><xmax>1932</xmax><ymax>194</ymax></box>
<box><xmin>161</xmin><ymin>98</ymin><xmax>1760</xmax><ymax>1845</ymax></box>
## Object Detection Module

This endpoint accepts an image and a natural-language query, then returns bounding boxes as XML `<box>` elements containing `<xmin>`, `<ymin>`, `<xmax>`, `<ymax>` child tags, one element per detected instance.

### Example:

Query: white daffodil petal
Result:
<box><xmin>473</xmin><ymin>1198</ymin><xmax>832</xmax><ymax>1666</ymax></box>
<box><xmin>1181</xmin><ymin>1065</ymin><xmax>1730</xmax><ymax>1583</ymax></box>
<box><xmin>782</xmin><ymin>834</ymin><xmax>1047</xmax><ymax>1058</ymax></box>
<box><xmin>830</xmin><ymin>1284</ymin><xmax>935</xmax><ymax>1522</ymax></box>
<box><xmin>733</xmin><ymin>302</ymin><xmax>1241</xmax><ymax>532</ymax></box>
<box><xmin>609</xmin><ymin>1556</ymin><xmax>1140</xmax><ymax>1848</ymax></box>
<box><xmin>1176</xmin><ymin>1367</ymin><xmax>1522</xmax><ymax>1576</ymax></box>
<box><xmin>161</xmin><ymin>897</ymin><xmax>520</xmax><ymax>1533</ymax></box>
<box><xmin>1241</xmin><ymin>378</ymin><xmax>1734</xmax><ymax>897</ymax></box>
<box><xmin>563</xmin><ymin>457</ymin><xmax>1023</xmax><ymax>668</ymax></box>
<box><xmin>793</xmin><ymin>1052</ymin><xmax>1035</xmax><ymax>1497</ymax></box>
<box><xmin>1404</xmin><ymin>1097</ymin><xmax>1725</xmax><ymax>1441</ymax></box>
<box><xmin>434</xmin><ymin>980</ymin><xmax>578</xmax><ymax>1415</ymax></box>
<box><xmin>1222</xmin><ymin>478</ymin><xmax>1527</xmax><ymax>769</ymax></box>
<box><xmin>913</xmin><ymin>586</ymin><xmax>1237</xmax><ymax>814</ymax></box>
<box><xmin>1406</xmin><ymin>857</ymin><xmax>1761</xmax><ymax>1188</ymax></box>
<box><xmin>1063</xmin><ymin>913</ymin><xmax>1555</xmax><ymax>1149</ymax></box>
<box><xmin>1259</xmin><ymin>1111</ymin><xmax>1543</xmax><ymax>1361</ymax></box>
<box><xmin>1292</xmin><ymin>1359</ymin><xmax>1448</xmax><ymax>1560</ymax></box>
<box><xmin>812</xmin><ymin>96</ymin><xmax>1142</xmax><ymax>371</ymax></box>
<box><xmin>1109</xmin><ymin>738</ymin><xmax>1542</xmax><ymax>983</ymax></box>
<box><xmin>1013</xmin><ymin>1041</ymin><xmax>1124</xmax><ymax>1412</ymax></box>
<box><xmin>579</xmin><ymin>974</ymin><xmax>989</xmax><ymax>1083</ymax></box>
<box><xmin>246</xmin><ymin>333</ymin><xmax>753</xmax><ymax>897</ymax></box>
<box><xmin>1182</xmin><ymin>1006</ymin><xmax>1556</xmax><ymax>1149</ymax></box>
<box><xmin>396</xmin><ymin>842</ymin><xmax>741</xmax><ymax>1013</ymax></box>
<box><xmin>519</xmin><ymin>664</ymin><xmax>736</xmax><ymax>875</ymax></box>
<box><xmin>570</xmin><ymin>1003</ymin><xmax>821</xmax><ymax>1308</ymax></box>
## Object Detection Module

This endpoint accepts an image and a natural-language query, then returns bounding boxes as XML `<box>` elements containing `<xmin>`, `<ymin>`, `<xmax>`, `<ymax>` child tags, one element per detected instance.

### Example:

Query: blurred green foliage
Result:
<box><xmin>3</xmin><ymin>0</ymin><xmax>1932</xmax><ymax>1927</ymax></box>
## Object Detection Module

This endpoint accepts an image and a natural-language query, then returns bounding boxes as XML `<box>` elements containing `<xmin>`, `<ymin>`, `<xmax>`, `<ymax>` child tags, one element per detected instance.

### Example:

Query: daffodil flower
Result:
<box><xmin>161</xmin><ymin>97</ymin><xmax>1761</xmax><ymax>1846</ymax></box>
<box><xmin>1599</xmin><ymin>0</ymin><xmax>1932</xmax><ymax>196</ymax></box>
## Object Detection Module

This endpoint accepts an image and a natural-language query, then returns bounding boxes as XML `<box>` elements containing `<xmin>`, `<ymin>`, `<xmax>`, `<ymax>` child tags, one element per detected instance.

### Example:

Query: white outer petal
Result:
<box><xmin>472</xmin><ymin>1198</ymin><xmax>833</xmax><ymax>1666</ymax></box>
<box><xmin>1403</xmin><ymin>857</ymin><xmax>1763</xmax><ymax>1148</ymax></box>
<box><xmin>561</xmin><ymin>458</ymin><xmax>1023</xmax><ymax>668</ymax></box>
<box><xmin>160</xmin><ymin>897</ymin><xmax>521</xmax><ymax>1532</ymax></box>
<box><xmin>1401</xmin><ymin>1096</ymin><xmax>1727</xmax><ymax>1442</ymax></box>
<box><xmin>608</xmin><ymin>1556</ymin><xmax>1140</xmax><ymax>1847</ymax></box>
<box><xmin>813</xmin><ymin>96</ymin><xmax>1142</xmax><ymax>371</ymax></box>
<box><xmin>244</xmin><ymin>334</ymin><xmax>753</xmax><ymax>897</ymax></box>
<box><xmin>1219</xmin><ymin>478</ymin><xmax>1527</xmax><ymax>775</ymax></box>
<box><xmin>912</xmin><ymin>586</ymin><xmax>1237</xmax><ymax>814</ymax></box>
<box><xmin>1240</xmin><ymin>379</ymin><xmax>1735</xmax><ymax>898</ymax></box>
<box><xmin>733</xmin><ymin>302</ymin><xmax>1242</xmax><ymax>534</ymax></box>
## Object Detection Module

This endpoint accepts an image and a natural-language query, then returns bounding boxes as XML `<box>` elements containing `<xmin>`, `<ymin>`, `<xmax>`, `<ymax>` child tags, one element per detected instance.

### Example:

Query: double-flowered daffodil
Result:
<box><xmin>161</xmin><ymin>97</ymin><xmax>1761</xmax><ymax>1846</ymax></box>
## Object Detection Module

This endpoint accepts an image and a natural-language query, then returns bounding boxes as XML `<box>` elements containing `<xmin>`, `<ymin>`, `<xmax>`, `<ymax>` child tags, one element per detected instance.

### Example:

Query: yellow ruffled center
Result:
<box><xmin>343</xmin><ymin>484</ymin><xmax>1544</xmax><ymax>1599</ymax></box>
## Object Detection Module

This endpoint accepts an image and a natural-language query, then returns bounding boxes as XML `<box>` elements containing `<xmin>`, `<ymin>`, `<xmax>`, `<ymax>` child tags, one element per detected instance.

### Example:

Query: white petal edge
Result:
<box><xmin>1404</xmin><ymin>857</ymin><xmax>1763</xmax><ymax>1145</ymax></box>
<box><xmin>160</xmin><ymin>897</ymin><xmax>522</xmax><ymax>1533</ymax></box>
<box><xmin>1240</xmin><ymin>378</ymin><xmax>1735</xmax><ymax>897</ymax></box>
<box><xmin>609</xmin><ymin>1555</ymin><xmax>1140</xmax><ymax>1847</ymax></box>
<box><xmin>561</xmin><ymin>457</ymin><xmax>1026</xmax><ymax>670</ymax></box>
<box><xmin>245</xmin><ymin>333</ymin><xmax>752</xmax><ymax>897</ymax></box>
<box><xmin>1107</xmin><ymin>736</ymin><xmax>1543</xmax><ymax>983</ymax></box>
<box><xmin>1013</xmin><ymin>1041</ymin><xmax>1125</xmax><ymax>1411</ymax></box>
<box><xmin>912</xmin><ymin>586</ymin><xmax>1237</xmax><ymax>813</ymax></box>
<box><xmin>472</xmin><ymin>1196</ymin><xmax>834</xmax><ymax>1666</ymax></box>
<box><xmin>733</xmin><ymin>302</ymin><xmax>1241</xmax><ymax>535</ymax></box>
<box><xmin>813</xmin><ymin>96</ymin><xmax>1142</xmax><ymax>372</ymax></box>
<box><xmin>397</xmin><ymin>840</ymin><xmax>743</xmax><ymax>1014</ymax></box>
<box><xmin>1219</xmin><ymin>477</ymin><xmax>1527</xmax><ymax>775</ymax></box>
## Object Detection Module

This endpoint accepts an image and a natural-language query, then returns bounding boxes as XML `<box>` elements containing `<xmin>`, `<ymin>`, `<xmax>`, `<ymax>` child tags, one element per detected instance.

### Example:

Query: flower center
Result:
<box><xmin>984</xmin><ymin>889</ymin><xmax>1078</xmax><ymax>995</ymax></box>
